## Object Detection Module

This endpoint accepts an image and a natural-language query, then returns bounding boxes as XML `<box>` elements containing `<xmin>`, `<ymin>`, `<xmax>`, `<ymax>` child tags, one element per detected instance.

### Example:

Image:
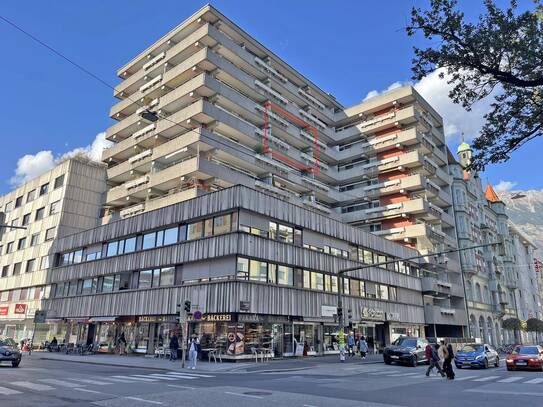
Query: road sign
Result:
<box><xmin>34</xmin><ymin>310</ymin><xmax>46</xmax><ymax>323</ymax></box>
<box><xmin>193</xmin><ymin>310</ymin><xmax>202</xmax><ymax>320</ymax></box>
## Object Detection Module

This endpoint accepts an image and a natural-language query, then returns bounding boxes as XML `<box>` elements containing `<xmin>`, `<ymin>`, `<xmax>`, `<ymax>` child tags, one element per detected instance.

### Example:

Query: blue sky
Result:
<box><xmin>0</xmin><ymin>0</ymin><xmax>540</xmax><ymax>194</ymax></box>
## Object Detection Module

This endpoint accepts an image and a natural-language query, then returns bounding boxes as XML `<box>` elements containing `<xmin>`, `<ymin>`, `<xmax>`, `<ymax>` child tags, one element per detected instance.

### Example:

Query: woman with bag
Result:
<box><xmin>358</xmin><ymin>336</ymin><xmax>369</xmax><ymax>359</ymax></box>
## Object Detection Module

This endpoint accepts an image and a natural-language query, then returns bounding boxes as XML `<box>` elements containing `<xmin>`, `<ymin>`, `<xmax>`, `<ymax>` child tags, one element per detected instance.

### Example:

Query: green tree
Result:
<box><xmin>502</xmin><ymin>317</ymin><xmax>521</xmax><ymax>330</ymax></box>
<box><xmin>406</xmin><ymin>0</ymin><xmax>543</xmax><ymax>170</ymax></box>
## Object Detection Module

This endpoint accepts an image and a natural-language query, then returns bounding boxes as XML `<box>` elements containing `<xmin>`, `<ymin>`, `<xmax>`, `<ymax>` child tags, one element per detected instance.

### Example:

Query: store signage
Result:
<box><xmin>386</xmin><ymin>312</ymin><xmax>400</xmax><ymax>321</ymax></box>
<box><xmin>27</xmin><ymin>308</ymin><xmax>36</xmax><ymax>317</ymax></box>
<box><xmin>199</xmin><ymin>314</ymin><xmax>233</xmax><ymax>322</ymax></box>
<box><xmin>361</xmin><ymin>307</ymin><xmax>385</xmax><ymax>321</ymax></box>
<box><xmin>238</xmin><ymin>314</ymin><xmax>261</xmax><ymax>323</ymax></box>
<box><xmin>138</xmin><ymin>315</ymin><xmax>177</xmax><ymax>323</ymax></box>
<box><xmin>321</xmin><ymin>305</ymin><xmax>337</xmax><ymax>317</ymax></box>
<box><xmin>240</xmin><ymin>301</ymin><xmax>251</xmax><ymax>312</ymax></box>
<box><xmin>0</xmin><ymin>306</ymin><xmax>8</xmax><ymax>316</ymax></box>
<box><xmin>14</xmin><ymin>304</ymin><xmax>27</xmax><ymax>314</ymax></box>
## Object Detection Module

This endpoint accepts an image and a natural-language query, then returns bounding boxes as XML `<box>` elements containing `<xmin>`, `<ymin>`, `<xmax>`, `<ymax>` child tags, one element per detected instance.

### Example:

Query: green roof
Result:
<box><xmin>457</xmin><ymin>142</ymin><xmax>471</xmax><ymax>153</ymax></box>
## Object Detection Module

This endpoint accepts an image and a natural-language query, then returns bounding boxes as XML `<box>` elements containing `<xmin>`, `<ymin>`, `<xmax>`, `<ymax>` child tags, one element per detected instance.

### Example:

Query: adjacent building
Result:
<box><xmin>0</xmin><ymin>157</ymin><xmax>106</xmax><ymax>343</ymax></box>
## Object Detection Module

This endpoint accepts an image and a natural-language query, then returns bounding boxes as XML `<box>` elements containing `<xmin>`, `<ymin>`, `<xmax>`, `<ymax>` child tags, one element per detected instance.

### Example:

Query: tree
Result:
<box><xmin>406</xmin><ymin>0</ymin><xmax>543</xmax><ymax>170</ymax></box>
<box><xmin>502</xmin><ymin>317</ymin><xmax>521</xmax><ymax>330</ymax></box>
<box><xmin>526</xmin><ymin>318</ymin><xmax>543</xmax><ymax>332</ymax></box>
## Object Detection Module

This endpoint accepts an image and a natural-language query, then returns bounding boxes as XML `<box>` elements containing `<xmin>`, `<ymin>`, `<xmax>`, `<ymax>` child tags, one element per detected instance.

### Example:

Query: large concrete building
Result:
<box><xmin>100</xmin><ymin>4</ymin><xmax>466</xmax><ymax>337</ymax></box>
<box><xmin>0</xmin><ymin>157</ymin><xmax>106</xmax><ymax>343</ymax></box>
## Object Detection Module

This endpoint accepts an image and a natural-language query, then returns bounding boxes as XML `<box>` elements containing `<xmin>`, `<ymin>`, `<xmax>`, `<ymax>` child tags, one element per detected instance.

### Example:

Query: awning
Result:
<box><xmin>89</xmin><ymin>317</ymin><xmax>117</xmax><ymax>322</ymax></box>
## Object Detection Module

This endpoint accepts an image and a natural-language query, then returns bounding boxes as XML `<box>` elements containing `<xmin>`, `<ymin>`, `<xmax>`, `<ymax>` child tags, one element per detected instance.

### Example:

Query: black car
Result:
<box><xmin>0</xmin><ymin>337</ymin><xmax>22</xmax><ymax>367</ymax></box>
<box><xmin>383</xmin><ymin>337</ymin><xmax>428</xmax><ymax>367</ymax></box>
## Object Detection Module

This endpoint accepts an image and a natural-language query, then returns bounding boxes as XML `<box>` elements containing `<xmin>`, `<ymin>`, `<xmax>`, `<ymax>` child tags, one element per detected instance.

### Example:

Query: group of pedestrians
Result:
<box><xmin>346</xmin><ymin>333</ymin><xmax>370</xmax><ymax>359</ymax></box>
<box><xmin>168</xmin><ymin>333</ymin><xmax>201</xmax><ymax>369</ymax></box>
<box><xmin>425</xmin><ymin>340</ymin><xmax>455</xmax><ymax>380</ymax></box>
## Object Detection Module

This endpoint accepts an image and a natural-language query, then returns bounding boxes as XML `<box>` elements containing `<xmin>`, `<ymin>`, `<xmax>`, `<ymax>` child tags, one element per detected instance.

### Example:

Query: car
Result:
<box><xmin>506</xmin><ymin>345</ymin><xmax>543</xmax><ymax>371</ymax></box>
<box><xmin>383</xmin><ymin>337</ymin><xmax>428</xmax><ymax>367</ymax></box>
<box><xmin>0</xmin><ymin>337</ymin><xmax>22</xmax><ymax>367</ymax></box>
<box><xmin>454</xmin><ymin>343</ymin><xmax>499</xmax><ymax>369</ymax></box>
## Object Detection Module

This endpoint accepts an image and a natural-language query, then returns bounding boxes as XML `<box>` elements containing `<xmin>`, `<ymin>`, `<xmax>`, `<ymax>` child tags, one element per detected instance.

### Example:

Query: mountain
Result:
<box><xmin>499</xmin><ymin>190</ymin><xmax>543</xmax><ymax>255</ymax></box>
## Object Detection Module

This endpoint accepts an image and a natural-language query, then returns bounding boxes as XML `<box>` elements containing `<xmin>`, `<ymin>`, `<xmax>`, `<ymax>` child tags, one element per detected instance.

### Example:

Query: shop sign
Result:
<box><xmin>361</xmin><ymin>307</ymin><xmax>385</xmax><ymax>321</ymax></box>
<box><xmin>321</xmin><ymin>305</ymin><xmax>337</xmax><ymax>317</ymax></box>
<box><xmin>240</xmin><ymin>301</ymin><xmax>251</xmax><ymax>312</ymax></box>
<box><xmin>200</xmin><ymin>313</ymin><xmax>233</xmax><ymax>322</ymax></box>
<box><xmin>138</xmin><ymin>315</ymin><xmax>177</xmax><ymax>323</ymax></box>
<box><xmin>27</xmin><ymin>308</ymin><xmax>36</xmax><ymax>317</ymax></box>
<box><xmin>0</xmin><ymin>306</ymin><xmax>8</xmax><ymax>316</ymax></box>
<box><xmin>238</xmin><ymin>313</ymin><xmax>261</xmax><ymax>323</ymax></box>
<box><xmin>386</xmin><ymin>312</ymin><xmax>400</xmax><ymax>322</ymax></box>
<box><xmin>14</xmin><ymin>304</ymin><xmax>27</xmax><ymax>314</ymax></box>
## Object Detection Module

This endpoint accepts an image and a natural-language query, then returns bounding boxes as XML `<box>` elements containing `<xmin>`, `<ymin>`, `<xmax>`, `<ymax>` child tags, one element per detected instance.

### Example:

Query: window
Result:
<box><xmin>278</xmin><ymin>224</ymin><xmax>294</xmax><ymax>243</ymax></box>
<box><xmin>268</xmin><ymin>264</ymin><xmax>277</xmax><ymax>284</ymax></box>
<box><xmin>378</xmin><ymin>284</ymin><xmax>389</xmax><ymax>300</ymax></box>
<box><xmin>389</xmin><ymin>286</ymin><xmax>397</xmax><ymax>301</ymax></box>
<box><xmin>269</xmin><ymin>222</ymin><xmax>277</xmax><ymax>240</ymax></box>
<box><xmin>1</xmin><ymin>266</ymin><xmax>9</xmax><ymax>278</ymax></box>
<box><xmin>277</xmin><ymin>265</ymin><xmax>293</xmax><ymax>286</ymax></box>
<box><xmin>35</xmin><ymin>207</ymin><xmax>45</xmax><ymax>221</ymax></box>
<box><xmin>39</xmin><ymin>183</ymin><xmax>49</xmax><ymax>196</ymax></box>
<box><xmin>73</xmin><ymin>250</ymin><xmax>83</xmax><ymax>264</ymax></box>
<box><xmin>17</xmin><ymin>237</ymin><xmax>26</xmax><ymax>250</ymax></box>
<box><xmin>45</xmin><ymin>227</ymin><xmax>55</xmax><ymax>241</ymax></box>
<box><xmin>40</xmin><ymin>256</ymin><xmax>49</xmax><ymax>270</ymax></box>
<box><xmin>30</xmin><ymin>233</ymin><xmax>40</xmax><ymax>246</ymax></box>
<box><xmin>187</xmin><ymin>221</ymin><xmax>203</xmax><ymax>240</ymax></box>
<box><xmin>4</xmin><ymin>201</ymin><xmax>13</xmax><ymax>213</ymax></box>
<box><xmin>26</xmin><ymin>259</ymin><xmax>36</xmax><ymax>273</ymax></box>
<box><xmin>343</xmin><ymin>278</ymin><xmax>350</xmax><ymax>295</ymax></box>
<box><xmin>50</xmin><ymin>201</ymin><xmax>60</xmax><ymax>215</ymax></box>
<box><xmin>142</xmin><ymin>232</ymin><xmax>156</xmax><ymax>250</ymax></box>
<box><xmin>138</xmin><ymin>270</ymin><xmax>153</xmax><ymax>289</ymax></box>
<box><xmin>213</xmin><ymin>214</ymin><xmax>231</xmax><ymax>235</ymax></box>
<box><xmin>15</xmin><ymin>196</ymin><xmax>23</xmax><ymax>208</ymax></box>
<box><xmin>82</xmin><ymin>279</ymin><xmax>93</xmax><ymax>294</ymax></box>
<box><xmin>13</xmin><ymin>262</ymin><xmax>22</xmax><ymax>276</ymax></box>
<box><xmin>160</xmin><ymin>267</ymin><xmax>175</xmax><ymax>286</ymax></box>
<box><xmin>163</xmin><ymin>227</ymin><xmax>178</xmax><ymax>245</ymax></box>
<box><xmin>359</xmin><ymin>281</ymin><xmax>366</xmax><ymax>297</ymax></box>
<box><xmin>303</xmin><ymin>270</ymin><xmax>311</xmax><ymax>288</ymax></box>
<box><xmin>350</xmin><ymin>279</ymin><xmax>360</xmax><ymax>296</ymax></box>
<box><xmin>102</xmin><ymin>275</ymin><xmax>115</xmax><ymax>292</ymax></box>
<box><xmin>249</xmin><ymin>260</ymin><xmax>268</xmax><ymax>282</ymax></box>
<box><xmin>27</xmin><ymin>189</ymin><xmax>36</xmax><ymax>202</ymax></box>
<box><xmin>11</xmin><ymin>218</ymin><xmax>18</xmax><ymax>227</ymax></box>
<box><xmin>22</xmin><ymin>213</ymin><xmax>31</xmax><ymax>226</ymax></box>
<box><xmin>6</xmin><ymin>242</ymin><xmax>14</xmax><ymax>254</ymax></box>
<box><xmin>54</xmin><ymin>174</ymin><xmax>65</xmax><ymax>189</ymax></box>
<box><xmin>365</xmin><ymin>282</ymin><xmax>377</xmax><ymax>298</ymax></box>
<box><xmin>106</xmin><ymin>241</ymin><xmax>119</xmax><ymax>257</ymax></box>
<box><xmin>237</xmin><ymin>257</ymin><xmax>249</xmax><ymax>280</ymax></box>
<box><xmin>124</xmin><ymin>237</ymin><xmax>136</xmax><ymax>253</ymax></box>
<box><xmin>204</xmin><ymin>219</ymin><xmax>213</xmax><ymax>237</ymax></box>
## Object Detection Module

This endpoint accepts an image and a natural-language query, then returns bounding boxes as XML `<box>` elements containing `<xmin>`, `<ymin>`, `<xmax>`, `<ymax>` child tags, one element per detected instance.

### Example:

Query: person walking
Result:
<box><xmin>358</xmin><ymin>336</ymin><xmax>369</xmax><ymax>359</ymax></box>
<box><xmin>169</xmin><ymin>333</ymin><xmax>179</xmax><ymax>361</ymax></box>
<box><xmin>347</xmin><ymin>333</ymin><xmax>355</xmax><ymax>357</ymax></box>
<box><xmin>425</xmin><ymin>343</ymin><xmax>445</xmax><ymax>377</ymax></box>
<box><xmin>117</xmin><ymin>332</ymin><xmax>127</xmax><ymax>356</ymax></box>
<box><xmin>438</xmin><ymin>340</ymin><xmax>449</xmax><ymax>370</ymax></box>
<box><xmin>188</xmin><ymin>334</ymin><xmax>200</xmax><ymax>370</ymax></box>
<box><xmin>443</xmin><ymin>343</ymin><xmax>455</xmax><ymax>380</ymax></box>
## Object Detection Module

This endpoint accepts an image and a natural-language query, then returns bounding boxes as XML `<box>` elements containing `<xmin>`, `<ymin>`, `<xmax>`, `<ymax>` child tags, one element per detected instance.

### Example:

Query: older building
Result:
<box><xmin>0</xmin><ymin>157</ymin><xmax>106</xmax><ymax>343</ymax></box>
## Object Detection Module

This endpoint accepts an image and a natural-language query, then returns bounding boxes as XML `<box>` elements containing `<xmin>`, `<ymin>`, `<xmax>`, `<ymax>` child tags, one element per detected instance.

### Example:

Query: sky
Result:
<box><xmin>0</xmin><ymin>0</ymin><xmax>540</xmax><ymax>194</ymax></box>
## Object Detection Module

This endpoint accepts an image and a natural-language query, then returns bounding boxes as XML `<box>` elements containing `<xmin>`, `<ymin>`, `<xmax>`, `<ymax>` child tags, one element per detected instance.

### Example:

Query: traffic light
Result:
<box><xmin>184</xmin><ymin>300</ymin><xmax>191</xmax><ymax>313</ymax></box>
<box><xmin>176</xmin><ymin>303</ymin><xmax>183</xmax><ymax>323</ymax></box>
<box><xmin>337</xmin><ymin>306</ymin><xmax>343</xmax><ymax>320</ymax></box>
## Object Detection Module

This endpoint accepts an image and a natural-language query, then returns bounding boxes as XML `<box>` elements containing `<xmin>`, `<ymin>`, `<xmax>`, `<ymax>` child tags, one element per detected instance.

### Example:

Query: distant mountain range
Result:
<box><xmin>499</xmin><ymin>190</ymin><xmax>543</xmax><ymax>256</ymax></box>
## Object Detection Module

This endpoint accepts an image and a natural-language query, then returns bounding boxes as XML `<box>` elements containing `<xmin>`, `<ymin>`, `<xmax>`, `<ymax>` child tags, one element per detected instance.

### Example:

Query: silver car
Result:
<box><xmin>0</xmin><ymin>338</ymin><xmax>22</xmax><ymax>367</ymax></box>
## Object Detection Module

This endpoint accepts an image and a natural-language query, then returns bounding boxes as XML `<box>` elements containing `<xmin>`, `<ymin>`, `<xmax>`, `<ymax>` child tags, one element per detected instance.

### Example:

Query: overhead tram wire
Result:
<box><xmin>0</xmin><ymin>13</ymin><xmax>398</xmax><ymax>205</ymax></box>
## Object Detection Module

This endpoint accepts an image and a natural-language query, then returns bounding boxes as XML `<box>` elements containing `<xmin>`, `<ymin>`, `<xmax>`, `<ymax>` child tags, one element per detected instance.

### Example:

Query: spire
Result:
<box><xmin>485</xmin><ymin>183</ymin><xmax>501</xmax><ymax>203</ymax></box>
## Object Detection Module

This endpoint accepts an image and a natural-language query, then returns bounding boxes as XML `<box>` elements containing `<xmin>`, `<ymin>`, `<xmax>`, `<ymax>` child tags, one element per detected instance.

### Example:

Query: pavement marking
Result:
<box><xmin>224</xmin><ymin>391</ymin><xmax>264</xmax><ymax>399</ymax></box>
<box><xmin>68</xmin><ymin>378</ymin><xmax>114</xmax><ymax>385</ymax></box>
<box><xmin>497</xmin><ymin>377</ymin><xmax>524</xmax><ymax>383</ymax></box>
<box><xmin>369</xmin><ymin>370</ymin><xmax>400</xmax><ymax>375</ymax></box>
<box><xmin>147</xmin><ymin>374</ymin><xmax>186</xmax><ymax>381</ymax></box>
<box><xmin>524</xmin><ymin>378</ymin><xmax>543</xmax><ymax>384</ymax></box>
<box><xmin>167</xmin><ymin>384</ymin><xmax>196</xmax><ymax>390</ymax></box>
<box><xmin>124</xmin><ymin>396</ymin><xmax>164</xmax><ymax>405</ymax></box>
<box><xmin>455</xmin><ymin>375</ymin><xmax>480</xmax><ymax>381</ymax></box>
<box><xmin>387</xmin><ymin>372</ymin><xmax>420</xmax><ymax>377</ymax></box>
<box><xmin>166</xmin><ymin>371</ymin><xmax>214</xmax><ymax>378</ymax></box>
<box><xmin>39</xmin><ymin>378</ymin><xmax>84</xmax><ymax>388</ymax></box>
<box><xmin>112</xmin><ymin>375</ymin><xmax>158</xmax><ymax>382</ymax></box>
<box><xmin>472</xmin><ymin>375</ymin><xmax>501</xmax><ymax>382</ymax></box>
<box><xmin>466</xmin><ymin>388</ymin><xmax>543</xmax><ymax>397</ymax></box>
<box><xmin>75</xmin><ymin>388</ymin><xmax>116</xmax><ymax>396</ymax></box>
<box><xmin>101</xmin><ymin>377</ymin><xmax>138</xmax><ymax>383</ymax></box>
<box><xmin>0</xmin><ymin>386</ymin><xmax>22</xmax><ymax>395</ymax></box>
<box><xmin>10</xmin><ymin>381</ymin><xmax>55</xmax><ymax>391</ymax></box>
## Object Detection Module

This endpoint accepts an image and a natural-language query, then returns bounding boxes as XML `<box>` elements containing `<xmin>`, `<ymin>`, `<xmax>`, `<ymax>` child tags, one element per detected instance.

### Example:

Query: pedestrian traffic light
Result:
<box><xmin>337</xmin><ymin>306</ymin><xmax>343</xmax><ymax>319</ymax></box>
<box><xmin>347</xmin><ymin>309</ymin><xmax>352</xmax><ymax>320</ymax></box>
<box><xmin>176</xmin><ymin>303</ymin><xmax>183</xmax><ymax>323</ymax></box>
<box><xmin>184</xmin><ymin>300</ymin><xmax>191</xmax><ymax>313</ymax></box>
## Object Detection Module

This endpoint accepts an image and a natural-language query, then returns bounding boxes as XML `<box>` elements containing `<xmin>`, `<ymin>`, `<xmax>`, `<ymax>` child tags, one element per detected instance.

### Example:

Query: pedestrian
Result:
<box><xmin>443</xmin><ymin>343</ymin><xmax>455</xmax><ymax>380</ymax></box>
<box><xmin>425</xmin><ymin>343</ymin><xmax>445</xmax><ymax>377</ymax></box>
<box><xmin>359</xmin><ymin>336</ymin><xmax>369</xmax><ymax>359</ymax></box>
<box><xmin>117</xmin><ymin>332</ymin><xmax>127</xmax><ymax>355</ymax></box>
<box><xmin>438</xmin><ymin>340</ymin><xmax>449</xmax><ymax>370</ymax></box>
<box><xmin>347</xmin><ymin>332</ymin><xmax>355</xmax><ymax>357</ymax></box>
<box><xmin>169</xmin><ymin>333</ymin><xmax>179</xmax><ymax>361</ymax></box>
<box><xmin>188</xmin><ymin>334</ymin><xmax>200</xmax><ymax>370</ymax></box>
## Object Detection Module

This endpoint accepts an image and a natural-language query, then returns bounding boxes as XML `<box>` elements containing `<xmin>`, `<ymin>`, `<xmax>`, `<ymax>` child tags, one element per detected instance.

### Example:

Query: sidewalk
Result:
<box><xmin>31</xmin><ymin>351</ymin><xmax>383</xmax><ymax>374</ymax></box>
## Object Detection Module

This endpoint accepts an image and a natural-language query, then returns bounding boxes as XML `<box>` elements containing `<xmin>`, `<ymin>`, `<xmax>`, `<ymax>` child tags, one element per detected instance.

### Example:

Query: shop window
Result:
<box><xmin>237</xmin><ymin>257</ymin><xmax>249</xmax><ymax>280</ymax></box>
<box><xmin>389</xmin><ymin>286</ymin><xmax>397</xmax><ymax>301</ymax></box>
<box><xmin>249</xmin><ymin>259</ymin><xmax>267</xmax><ymax>282</ymax></box>
<box><xmin>187</xmin><ymin>221</ymin><xmax>203</xmax><ymax>240</ymax></box>
<box><xmin>277</xmin><ymin>265</ymin><xmax>293</xmax><ymax>286</ymax></box>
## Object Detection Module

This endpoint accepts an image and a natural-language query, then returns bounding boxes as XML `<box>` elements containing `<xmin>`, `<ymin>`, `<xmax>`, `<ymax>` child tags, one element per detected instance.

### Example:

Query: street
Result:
<box><xmin>1</xmin><ymin>355</ymin><xmax>543</xmax><ymax>406</ymax></box>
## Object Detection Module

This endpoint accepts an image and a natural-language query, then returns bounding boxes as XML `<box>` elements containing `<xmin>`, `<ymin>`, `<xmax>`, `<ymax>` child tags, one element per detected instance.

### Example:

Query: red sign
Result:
<box><xmin>0</xmin><ymin>306</ymin><xmax>8</xmax><ymax>316</ymax></box>
<box><xmin>14</xmin><ymin>304</ymin><xmax>27</xmax><ymax>314</ymax></box>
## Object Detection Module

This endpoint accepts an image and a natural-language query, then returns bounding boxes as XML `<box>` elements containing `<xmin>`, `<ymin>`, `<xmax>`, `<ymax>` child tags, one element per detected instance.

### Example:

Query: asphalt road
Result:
<box><xmin>1</xmin><ymin>356</ymin><xmax>543</xmax><ymax>406</ymax></box>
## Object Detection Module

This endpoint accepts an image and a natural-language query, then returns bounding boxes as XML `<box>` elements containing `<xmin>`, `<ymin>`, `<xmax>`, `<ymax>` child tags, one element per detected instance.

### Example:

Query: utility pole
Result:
<box><xmin>177</xmin><ymin>300</ymin><xmax>191</xmax><ymax>368</ymax></box>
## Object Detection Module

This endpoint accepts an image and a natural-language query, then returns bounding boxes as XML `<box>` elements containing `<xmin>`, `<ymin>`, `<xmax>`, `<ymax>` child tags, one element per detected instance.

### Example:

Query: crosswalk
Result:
<box><xmin>0</xmin><ymin>370</ymin><xmax>213</xmax><ymax>396</ymax></box>
<box><xmin>361</xmin><ymin>368</ymin><xmax>543</xmax><ymax>385</ymax></box>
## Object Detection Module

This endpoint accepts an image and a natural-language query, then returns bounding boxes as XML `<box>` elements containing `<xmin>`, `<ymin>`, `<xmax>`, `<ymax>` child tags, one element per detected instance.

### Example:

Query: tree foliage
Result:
<box><xmin>526</xmin><ymin>317</ymin><xmax>543</xmax><ymax>332</ymax></box>
<box><xmin>502</xmin><ymin>317</ymin><xmax>521</xmax><ymax>330</ymax></box>
<box><xmin>406</xmin><ymin>0</ymin><xmax>543</xmax><ymax>170</ymax></box>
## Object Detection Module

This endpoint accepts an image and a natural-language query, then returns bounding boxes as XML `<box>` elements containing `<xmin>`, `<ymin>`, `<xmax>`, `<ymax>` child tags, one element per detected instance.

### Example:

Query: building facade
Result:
<box><xmin>0</xmin><ymin>157</ymin><xmax>106</xmax><ymax>342</ymax></box>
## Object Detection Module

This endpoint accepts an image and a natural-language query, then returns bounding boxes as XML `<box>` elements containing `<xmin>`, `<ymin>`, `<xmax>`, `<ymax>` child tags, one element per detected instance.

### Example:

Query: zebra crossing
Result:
<box><xmin>0</xmin><ymin>370</ymin><xmax>213</xmax><ymax>396</ymax></box>
<box><xmin>360</xmin><ymin>368</ymin><xmax>543</xmax><ymax>385</ymax></box>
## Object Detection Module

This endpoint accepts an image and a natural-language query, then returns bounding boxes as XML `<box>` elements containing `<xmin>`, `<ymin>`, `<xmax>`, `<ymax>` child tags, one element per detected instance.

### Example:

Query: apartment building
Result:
<box><xmin>449</xmin><ymin>141</ymin><xmax>542</xmax><ymax>345</ymax></box>
<box><xmin>0</xmin><ymin>157</ymin><xmax>106</xmax><ymax>343</ymax></box>
<box><xmin>101</xmin><ymin>4</ymin><xmax>466</xmax><ymax>337</ymax></box>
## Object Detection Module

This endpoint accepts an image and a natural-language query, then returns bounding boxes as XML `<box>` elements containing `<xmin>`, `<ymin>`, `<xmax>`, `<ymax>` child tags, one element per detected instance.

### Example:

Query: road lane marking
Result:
<box><xmin>39</xmin><ymin>378</ymin><xmax>83</xmax><ymax>388</ymax></box>
<box><xmin>75</xmin><ymin>388</ymin><xmax>116</xmax><ymax>396</ymax></box>
<box><xmin>112</xmin><ymin>375</ymin><xmax>158</xmax><ymax>382</ymax></box>
<box><xmin>369</xmin><ymin>370</ymin><xmax>400</xmax><ymax>375</ymax></box>
<box><xmin>472</xmin><ymin>375</ymin><xmax>500</xmax><ymax>382</ymax></box>
<box><xmin>68</xmin><ymin>378</ymin><xmax>114</xmax><ymax>385</ymax></box>
<box><xmin>466</xmin><ymin>389</ymin><xmax>543</xmax><ymax>397</ymax></box>
<box><xmin>224</xmin><ymin>391</ymin><xmax>263</xmax><ymax>399</ymax></box>
<box><xmin>497</xmin><ymin>377</ymin><xmax>524</xmax><ymax>383</ymax></box>
<box><xmin>167</xmin><ymin>384</ymin><xmax>196</xmax><ymax>390</ymax></box>
<box><xmin>455</xmin><ymin>375</ymin><xmax>480</xmax><ymax>381</ymax></box>
<box><xmin>166</xmin><ymin>371</ymin><xmax>214</xmax><ymax>378</ymax></box>
<box><xmin>124</xmin><ymin>396</ymin><xmax>164</xmax><ymax>405</ymax></box>
<box><xmin>11</xmin><ymin>381</ymin><xmax>55</xmax><ymax>391</ymax></box>
<box><xmin>0</xmin><ymin>386</ymin><xmax>22</xmax><ymax>395</ymax></box>
<box><xmin>387</xmin><ymin>372</ymin><xmax>420</xmax><ymax>377</ymax></box>
<box><xmin>524</xmin><ymin>378</ymin><xmax>543</xmax><ymax>384</ymax></box>
<box><xmin>147</xmin><ymin>374</ymin><xmax>185</xmax><ymax>380</ymax></box>
<box><xmin>101</xmin><ymin>377</ymin><xmax>138</xmax><ymax>383</ymax></box>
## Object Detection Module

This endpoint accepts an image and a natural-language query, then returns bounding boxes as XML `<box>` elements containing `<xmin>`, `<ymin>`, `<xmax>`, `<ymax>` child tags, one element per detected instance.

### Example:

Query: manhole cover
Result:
<box><xmin>244</xmin><ymin>391</ymin><xmax>272</xmax><ymax>396</ymax></box>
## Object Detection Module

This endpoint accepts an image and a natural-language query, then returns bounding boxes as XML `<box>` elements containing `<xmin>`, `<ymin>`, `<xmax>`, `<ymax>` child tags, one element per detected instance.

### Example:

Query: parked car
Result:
<box><xmin>0</xmin><ymin>337</ymin><xmax>22</xmax><ymax>367</ymax></box>
<box><xmin>383</xmin><ymin>337</ymin><xmax>428</xmax><ymax>367</ymax></box>
<box><xmin>506</xmin><ymin>345</ymin><xmax>543</xmax><ymax>371</ymax></box>
<box><xmin>454</xmin><ymin>343</ymin><xmax>499</xmax><ymax>369</ymax></box>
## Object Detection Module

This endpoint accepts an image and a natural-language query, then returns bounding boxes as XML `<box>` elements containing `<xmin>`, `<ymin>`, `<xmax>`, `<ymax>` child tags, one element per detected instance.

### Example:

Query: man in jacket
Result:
<box><xmin>169</xmin><ymin>334</ymin><xmax>179</xmax><ymax>361</ymax></box>
<box><xmin>425</xmin><ymin>343</ymin><xmax>445</xmax><ymax>377</ymax></box>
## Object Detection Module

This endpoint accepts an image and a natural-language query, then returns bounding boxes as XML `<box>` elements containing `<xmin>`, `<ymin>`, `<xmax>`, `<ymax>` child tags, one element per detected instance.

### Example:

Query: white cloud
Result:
<box><xmin>414</xmin><ymin>68</ymin><xmax>496</xmax><ymax>142</ymax></box>
<box><xmin>363</xmin><ymin>81</ymin><xmax>405</xmax><ymax>101</ymax></box>
<box><xmin>494</xmin><ymin>180</ymin><xmax>518</xmax><ymax>192</ymax></box>
<box><xmin>9</xmin><ymin>132</ymin><xmax>111</xmax><ymax>187</ymax></box>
